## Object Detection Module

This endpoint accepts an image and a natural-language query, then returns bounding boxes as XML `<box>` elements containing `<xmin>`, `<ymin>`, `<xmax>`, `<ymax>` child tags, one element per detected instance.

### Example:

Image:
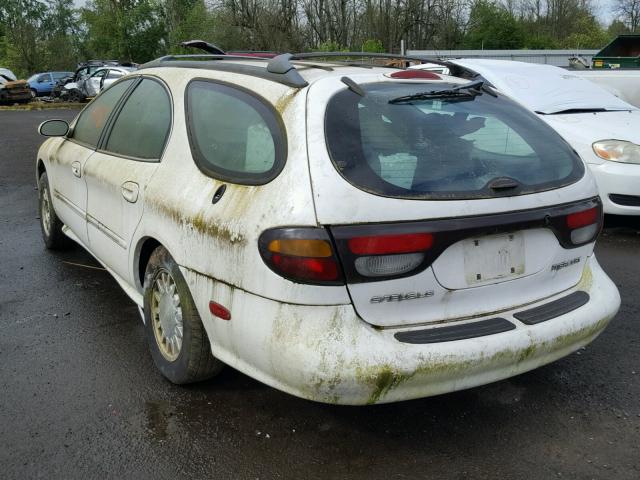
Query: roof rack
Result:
<box><xmin>139</xmin><ymin>50</ymin><xmax>451</xmax><ymax>89</ymax></box>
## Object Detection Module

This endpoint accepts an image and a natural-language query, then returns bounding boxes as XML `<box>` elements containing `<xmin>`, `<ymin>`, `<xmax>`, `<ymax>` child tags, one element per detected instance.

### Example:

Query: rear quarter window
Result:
<box><xmin>185</xmin><ymin>79</ymin><xmax>286</xmax><ymax>185</ymax></box>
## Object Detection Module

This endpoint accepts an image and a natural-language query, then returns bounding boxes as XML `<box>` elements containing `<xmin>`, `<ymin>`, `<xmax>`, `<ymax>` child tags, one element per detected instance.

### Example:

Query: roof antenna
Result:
<box><xmin>341</xmin><ymin>76</ymin><xmax>366</xmax><ymax>96</ymax></box>
<box><xmin>180</xmin><ymin>40</ymin><xmax>226</xmax><ymax>55</ymax></box>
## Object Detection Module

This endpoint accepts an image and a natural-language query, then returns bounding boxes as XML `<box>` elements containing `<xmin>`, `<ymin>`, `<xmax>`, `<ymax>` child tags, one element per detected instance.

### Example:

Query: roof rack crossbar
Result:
<box><xmin>139</xmin><ymin>57</ymin><xmax>309</xmax><ymax>88</ymax></box>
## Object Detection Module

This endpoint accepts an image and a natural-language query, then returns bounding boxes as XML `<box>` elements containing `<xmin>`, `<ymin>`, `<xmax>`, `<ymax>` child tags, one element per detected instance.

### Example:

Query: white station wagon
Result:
<box><xmin>36</xmin><ymin>52</ymin><xmax>620</xmax><ymax>404</ymax></box>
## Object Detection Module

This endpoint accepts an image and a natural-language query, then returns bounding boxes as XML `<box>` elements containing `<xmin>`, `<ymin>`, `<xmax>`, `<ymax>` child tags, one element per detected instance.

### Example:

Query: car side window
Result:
<box><xmin>104</xmin><ymin>78</ymin><xmax>171</xmax><ymax>160</ymax></box>
<box><xmin>185</xmin><ymin>80</ymin><xmax>286</xmax><ymax>185</ymax></box>
<box><xmin>37</xmin><ymin>74</ymin><xmax>50</xmax><ymax>83</ymax></box>
<box><xmin>71</xmin><ymin>79</ymin><xmax>136</xmax><ymax>148</ymax></box>
<box><xmin>107</xmin><ymin>70</ymin><xmax>124</xmax><ymax>80</ymax></box>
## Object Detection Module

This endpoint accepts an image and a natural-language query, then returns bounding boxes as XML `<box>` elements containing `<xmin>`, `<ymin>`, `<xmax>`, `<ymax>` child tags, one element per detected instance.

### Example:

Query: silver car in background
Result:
<box><xmin>64</xmin><ymin>66</ymin><xmax>136</xmax><ymax>100</ymax></box>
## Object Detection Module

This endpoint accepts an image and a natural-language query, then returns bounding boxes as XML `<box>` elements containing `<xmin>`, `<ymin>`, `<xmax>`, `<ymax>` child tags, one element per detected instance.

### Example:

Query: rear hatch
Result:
<box><xmin>306</xmin><ymin>73</ymin><xmax>600</xmax><ymax>327</ymax></box>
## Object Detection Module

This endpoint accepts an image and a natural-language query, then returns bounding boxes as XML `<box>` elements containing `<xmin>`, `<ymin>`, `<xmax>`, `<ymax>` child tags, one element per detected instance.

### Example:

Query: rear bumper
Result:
<box><xmin>184</xmin><ymin>255</ymin><xmax>619</xmax><ymax>405</ymax></box>
<box><xmin>589</xmin><ymin>161</ymin><xmax>640</xmax><ymax>215</ymax></box>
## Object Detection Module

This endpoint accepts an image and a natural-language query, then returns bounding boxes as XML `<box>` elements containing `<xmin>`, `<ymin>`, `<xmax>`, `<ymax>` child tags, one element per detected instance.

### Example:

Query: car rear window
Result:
<box><xmin>325</xmin><ymin>82</ymin><xmax>584</xmax><ymax>199</ymax></box>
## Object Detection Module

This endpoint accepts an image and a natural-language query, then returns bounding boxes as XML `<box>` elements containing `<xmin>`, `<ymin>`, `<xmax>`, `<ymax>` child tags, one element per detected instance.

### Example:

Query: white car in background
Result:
<box><xmin>443</xmin><ymin>59</ymin><xmax>640</xmax><ymax>215</ymax></box>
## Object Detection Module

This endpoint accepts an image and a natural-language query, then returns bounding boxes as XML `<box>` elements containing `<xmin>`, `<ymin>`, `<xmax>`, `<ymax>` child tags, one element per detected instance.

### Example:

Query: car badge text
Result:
<box><xmin>370</xmin><ymin>291</ymin><xmax>435</xmax><ymax>303</ymax></box>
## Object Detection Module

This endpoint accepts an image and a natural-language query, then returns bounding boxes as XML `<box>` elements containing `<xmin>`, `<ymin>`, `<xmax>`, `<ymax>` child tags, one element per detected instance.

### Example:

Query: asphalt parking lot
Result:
<box><xmin>1</xmin><ymin>109</ymin><xmax>639</xmax><ymax>479</ymax></box>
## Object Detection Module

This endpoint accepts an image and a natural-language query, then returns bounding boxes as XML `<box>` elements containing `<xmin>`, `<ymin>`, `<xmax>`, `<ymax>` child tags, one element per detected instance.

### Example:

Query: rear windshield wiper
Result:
<box><xmin>537</xmin><ymin>108</ymin><xmax>616</xmax><ymax>115</ymax></box>
<box><xmin>389</xmin><ymin>79</ymin><xmax>488</xmax><ymax>104</ymax></box>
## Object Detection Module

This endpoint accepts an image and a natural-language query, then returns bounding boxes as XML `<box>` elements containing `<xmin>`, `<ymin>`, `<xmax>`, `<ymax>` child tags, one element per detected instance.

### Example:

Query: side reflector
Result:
<box><xmin>209</xmin><ymin>301</ymin><xmax>231</xmax><ymax>321</ymax></box>
<box><xmin>390</xmin><ymin>70</ymin><xmax>440</xmax><ymax>80</ymax></box>
<box><xmin>566</xmin><ymin>207</ymin><xmax>598</xmax><ymax>229</ymax></box>
<box><xmin>348</xmin><ymin>233</ymin><xmax>433</xmax><ymax>255</ymax></box>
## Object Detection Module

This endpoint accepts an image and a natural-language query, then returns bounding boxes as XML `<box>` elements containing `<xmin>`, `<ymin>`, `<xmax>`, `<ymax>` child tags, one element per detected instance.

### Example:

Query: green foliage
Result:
<box><xmin>315</xmin><ymin>41</ymin><xmax>348</xmax><ymax>52</ymax></box>
<box><xmin>0</xmin><ymin>0</ymin><xmax>627</xmax><ymax>79</ymax></box>
<box><xmin>464</xmin><ymin>1</ymin><xmax>525</xmax><ymax>49</ymax></box>
<box><xmin>559</xmin><ymin>13</ymin><xmax>610</xmax><ymax>49</ymax></box>
<box><xmin>608</xmin><ymin>20</ymin><xmax>631</xmax><ymax>38</ymax></box>
<box><xmin>523</xmin><ymin>34</ymin><xmax>559</xmax><ymax>50</ymax></box>
<box><xmin>80</xmin><ymin>0</ymin><xmax>165</xmax><ymax>62</ymax></box>
<box><xmin>361</xmin><ymin>39</ymin><xmax>384</xmax><ymax>53</ymax></box>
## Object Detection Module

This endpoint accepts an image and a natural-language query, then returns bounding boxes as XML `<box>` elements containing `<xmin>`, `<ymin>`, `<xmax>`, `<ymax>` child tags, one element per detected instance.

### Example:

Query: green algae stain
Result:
<box><xmin>151</xmin><ymin>201</ymin><xmax>246</xmax><ymax>245</ymax></box>
<box><xmin>577</xmin><ymin>264</ymin><xmax>593</xmax><ymax>291</ymax></box>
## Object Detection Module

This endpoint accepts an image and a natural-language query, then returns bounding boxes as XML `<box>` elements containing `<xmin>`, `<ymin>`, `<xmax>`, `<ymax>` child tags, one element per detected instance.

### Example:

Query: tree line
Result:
<box><xmin>1</xmin><ymin>0</ymin><xmax>639</xmax><ymax>78</ymax></box>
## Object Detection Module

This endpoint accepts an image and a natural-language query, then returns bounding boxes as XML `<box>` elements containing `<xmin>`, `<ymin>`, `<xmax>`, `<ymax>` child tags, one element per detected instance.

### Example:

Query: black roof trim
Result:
<box><xmin>139</xmin><ymin>54</ymin><xmax>309</xmax><ymax>88</ymax></box>
<box><xmin>139</xmin><ymin>51</ymin><xmax>455</xmax><ymax>89</ymax></box>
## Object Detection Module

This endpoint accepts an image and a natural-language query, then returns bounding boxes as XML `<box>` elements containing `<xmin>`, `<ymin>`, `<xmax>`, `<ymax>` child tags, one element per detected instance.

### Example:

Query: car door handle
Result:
<box><xmin>121</xmin><ymin>181</ymin><xmax>139</xmax><ymax>203</ymax></box>
<box><xmin>71</xmin><ymin>161</ymin><xmax>81</xmax><ymax>178</ymax></box>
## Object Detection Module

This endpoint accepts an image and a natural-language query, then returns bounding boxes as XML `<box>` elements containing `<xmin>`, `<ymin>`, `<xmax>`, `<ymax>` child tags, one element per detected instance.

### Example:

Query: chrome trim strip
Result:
<box><xmin>53</xmin><ymin>189</ymin><xmax>86</xmax><ymax>220</ymax></box>
<box><xmin>86</xmin><ymin>213</ymin><xmax>127</xmax><ymax>249</ymax></box>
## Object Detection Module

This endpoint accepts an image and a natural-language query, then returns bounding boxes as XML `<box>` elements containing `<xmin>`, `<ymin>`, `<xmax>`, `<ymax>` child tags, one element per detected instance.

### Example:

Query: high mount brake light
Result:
<box><xmin>258</xmin><ymin>228</ymin><xmax>344</xmax><ymax>285</ymax></box>
<box><xmin>389</xmin><ymin>70</ymin><xmax>440</xmax><ymax>80</ymax></box>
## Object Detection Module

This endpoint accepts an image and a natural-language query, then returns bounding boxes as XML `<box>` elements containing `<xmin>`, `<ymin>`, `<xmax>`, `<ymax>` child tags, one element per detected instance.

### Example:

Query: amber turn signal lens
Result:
<box><xmin>268</xmin><ymin>239</ymin><xmax>333</xmax><ymax>258</ymax></box>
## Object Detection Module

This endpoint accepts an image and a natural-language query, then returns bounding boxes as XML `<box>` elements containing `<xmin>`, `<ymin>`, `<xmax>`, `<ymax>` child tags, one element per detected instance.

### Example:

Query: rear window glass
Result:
<box><xmin>325</xmin><ymin>82</ymin><xmax>584</xmax><ymax>199</ymax></box>
<box><xmin>185</xmin><ymin>80</ymin><xmax>286</xmax><ymax>185</ymax></box>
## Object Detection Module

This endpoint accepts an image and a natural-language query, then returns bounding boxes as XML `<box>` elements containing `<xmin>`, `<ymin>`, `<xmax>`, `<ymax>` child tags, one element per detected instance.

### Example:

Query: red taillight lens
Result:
<box><xmin>271</xmin><ymin>254</ymin><xmax>339</xmax><ymax>281</ymax></box>
<box><xmin>566</xmin><ymin>207</ymin><xmax>598</xmax><ymax>229</ymax></box>
<box><xmin>348</xmin><ymin>233</ymin><xmax>434</xmax><ymax>255</ymax></box>
<box><xmin>565</xmin><ymin>205</ymin><xmax>602</xmax><ymax>245</ymax></box>
<box><xmin>258</xmin><ymin>228</ymin><xmax>344</xmax><ymax>285</ymax></box>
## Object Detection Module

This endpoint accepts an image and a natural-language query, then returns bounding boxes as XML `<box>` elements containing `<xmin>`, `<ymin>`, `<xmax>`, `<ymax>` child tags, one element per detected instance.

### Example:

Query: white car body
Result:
<box><xmin>0</xmin><ymin>67</ymin><xmax>17</xmax><ymax>81</ymax></box>
<box><xmin>408</xmin><ymin>62</ymin><xmax>451</xmax><ymax>75</ymax></box>
<box><xmin>36</xmin><ymin>57</ymin><xmax>620</xmax><ymax>404</ymax></box>
<box><xmin>448</xmin><ymin>59</ymin><xmax>640</xmax><ymax>215</ymax></box>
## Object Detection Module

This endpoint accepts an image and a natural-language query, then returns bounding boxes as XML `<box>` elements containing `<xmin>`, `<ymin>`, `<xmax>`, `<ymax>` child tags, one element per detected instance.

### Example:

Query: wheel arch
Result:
<box><xmin>135</xmin><ymin>236</ymin><xmax>162</xmax><ymax>291</ymax></box>
<box><xmin>37</xmin><ymin>158</ymin><xmax>46</xmax><ymax>181</ymax></box>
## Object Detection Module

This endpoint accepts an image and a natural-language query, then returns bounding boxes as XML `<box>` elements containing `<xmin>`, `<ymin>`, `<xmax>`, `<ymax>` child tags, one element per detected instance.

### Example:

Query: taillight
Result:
<box><xmin>348</xmin><ymin>233</ymin><xmax>433</xmax><ymax>254</ymax></box>
<box><xmin>566</xmin><ymin>206</ymin><xmax>601</xmax><ymax>245</ymax></box>
<box><xmin>258</xmin><ymin>228</ymin><xmax>344</xmax><ymax>285</ymax></box>
<box><xmin>346</xmin><ymin>232</ymin><xmax>434</xmax><ymax>277</ymax></box>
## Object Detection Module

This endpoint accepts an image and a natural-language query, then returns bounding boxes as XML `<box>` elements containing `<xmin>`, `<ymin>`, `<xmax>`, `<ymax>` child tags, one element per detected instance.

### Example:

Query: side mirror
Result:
<box><xmin>38</xmin><ymin>119</ymin><xmax>69</xmax><ymax>137</ymax></box>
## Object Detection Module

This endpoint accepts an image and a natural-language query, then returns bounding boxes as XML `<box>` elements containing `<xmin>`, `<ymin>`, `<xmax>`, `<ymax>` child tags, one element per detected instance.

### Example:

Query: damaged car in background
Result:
<box><xmin>0</xmin><ymin>68</ymin><xmax>31</xmax><ymax>104</ymax></box>
<box><xmin>35</xmin><ymin>50</ymin><xmax>620</xmax><ymax>405</ymax></box>
<box><xmin>52</xmin><ymin>61</ymin><xmax>137</xmax><ymax>101</ymax></box>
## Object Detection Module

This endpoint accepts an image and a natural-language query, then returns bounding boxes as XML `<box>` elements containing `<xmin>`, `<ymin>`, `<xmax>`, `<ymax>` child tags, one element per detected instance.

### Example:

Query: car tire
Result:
<box><xmin>143</xmin><ymin>246</ymin><xmax>224</xmax><ymax>384</ymax></box>
<box><xmin>68</xmin><ymin>89</ymin><xmax>83</xmax><ymax>103</ymax></box>
<box><xmin>30</xmin><ymin>89</ymin><xmax>37</xmax><ymax>98</ymax></box>
<box><xmin>38</xmin><ymin>171</ymin><xmax>72</xmax><ymax>250</ymax></box>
